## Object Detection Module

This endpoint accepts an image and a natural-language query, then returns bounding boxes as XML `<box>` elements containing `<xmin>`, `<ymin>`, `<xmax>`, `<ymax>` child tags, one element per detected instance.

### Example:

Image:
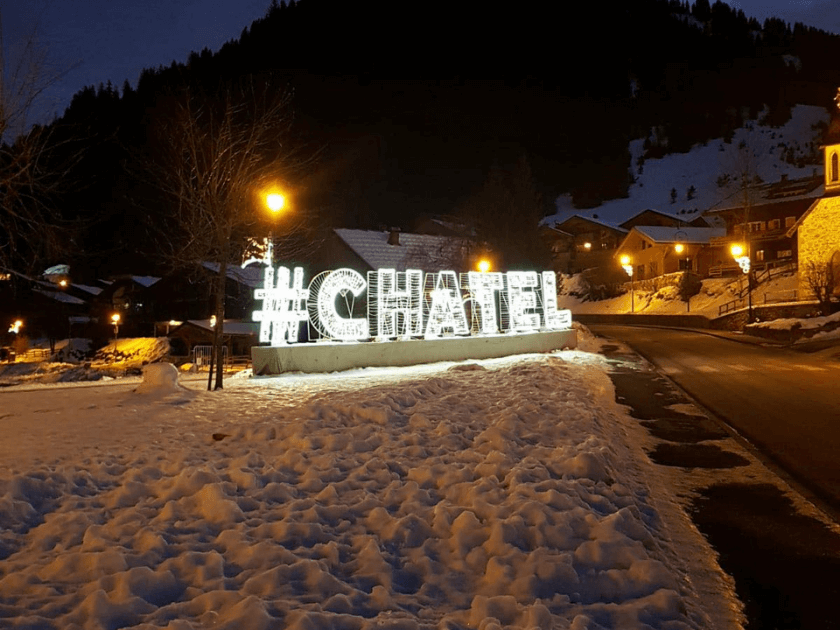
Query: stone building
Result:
<box><xmin>787</xmin><ymin>112</ymin><xmax>840</xmax><ymax>301</ymax></box>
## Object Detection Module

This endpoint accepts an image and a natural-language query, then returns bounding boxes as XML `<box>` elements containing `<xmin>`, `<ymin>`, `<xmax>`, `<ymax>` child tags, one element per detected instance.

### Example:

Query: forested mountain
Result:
<box><xmin>21</xmin><ymin>0</ymin><xmax>840</xmax><ymax>277</ymax></box>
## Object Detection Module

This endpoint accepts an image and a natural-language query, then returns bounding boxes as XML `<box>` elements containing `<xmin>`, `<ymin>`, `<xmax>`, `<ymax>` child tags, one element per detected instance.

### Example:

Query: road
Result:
<box><xmin>589</xmin><ymin>324</ymin><xmax>840</xmax><ymax>514</ymax></box>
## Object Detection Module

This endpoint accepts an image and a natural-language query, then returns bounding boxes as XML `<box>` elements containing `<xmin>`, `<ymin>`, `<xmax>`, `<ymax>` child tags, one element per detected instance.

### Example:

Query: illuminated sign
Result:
<box><xmin>252</xmin><ymin>266</ymin><xmax>572</xmax><ymax>345</ymax></box>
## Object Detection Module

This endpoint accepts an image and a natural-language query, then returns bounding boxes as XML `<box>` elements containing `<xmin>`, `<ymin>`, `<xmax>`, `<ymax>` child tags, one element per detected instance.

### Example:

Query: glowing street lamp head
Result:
<box><xmin>477</xmin><ymin>259</ymin><xmax>491</xmax><ymax>273</ymax></box>
<box><xmin>266</xmin><ymin>193</ymin><xmax>285</xmax><ymax>213</ymax></box>
<box><xmin>9</xmin><ymin>320</ymin><xmax>22</xmax><ymax>334</ymax></box>
<box><xmin>674</xmin><ymin>243</ymin><xmax>685</xmax><ymax>254</ymax></box>
<box><xmin>620</xmin><ymin>255</ymin><xmax>631</xmax><ymax>266</ymax></box>
<box><xmin>730</xmin><ymin>244</ymin><xmax>744</xmax><ymax>258</ymax></box>
<box><xmin>111</xmin><ymin>313</ymin><xmax>120</xmax><ymax>324</ymax></box>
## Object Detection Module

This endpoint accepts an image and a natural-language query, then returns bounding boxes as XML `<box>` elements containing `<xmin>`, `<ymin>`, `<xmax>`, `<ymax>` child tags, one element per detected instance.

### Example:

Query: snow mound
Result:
<box><xmin>134</xmin><ymin>363</ymin><xmax>182</xmax><ymax>394</ymax></box>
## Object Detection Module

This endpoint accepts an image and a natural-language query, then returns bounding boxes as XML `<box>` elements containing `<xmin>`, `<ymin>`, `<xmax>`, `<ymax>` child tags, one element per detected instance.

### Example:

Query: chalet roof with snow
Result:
<box><xmin>619</xmin><ymin>208</ymin><xmax>709</xmax><ymax>230</ymax></box>
<box><xmin>705</xmin><ymin>174</ymin><xmax>823</xmax><ymax>214</ymax></box>
<box><xmin>552</xmin><ymin>215</ymin><xmax>628</xmax><ymax>235</ymax></box>
<box><xmin>631</xmin><ymin>226</ymin><xmax>726</xmax><ymax>244</ymax></box>
<box><xmin>333</xmin><ymin>228</ymin><xmax>469</xmax><ymax>272</ymax></box>
<box><xmin>175</xmin><ymin>319</ymin><xmax>259</xmax><ymax>336</ymax></box>
<box><xmin>200</xmin><ymin>262</ymin><xmax>264</xmax><ymax>288</ymax></box>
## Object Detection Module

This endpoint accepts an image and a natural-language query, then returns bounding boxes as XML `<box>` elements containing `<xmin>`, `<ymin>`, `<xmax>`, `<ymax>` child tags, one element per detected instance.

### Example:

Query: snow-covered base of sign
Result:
<box><xmin>252</xmin><ymin>329</ymin><xmax>577</xmax><ymax>375</ymax></box>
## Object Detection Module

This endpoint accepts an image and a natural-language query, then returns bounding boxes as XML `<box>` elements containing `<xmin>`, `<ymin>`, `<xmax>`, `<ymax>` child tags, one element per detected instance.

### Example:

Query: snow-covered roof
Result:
<box><xmin>129</xmin><ymin>275</ymin><xmax>160</xmax><ymax>288</ymax></box>
<box><xmin>32</xmin><ymin>288</ymin><xmax>87</xmax><ymax>305</ymax></box>
<box><xmin>706</xmin><ymin>175</ymin><xmax>823</xmax><ymax>213</ymax></box>
<box><xmin>554</xmin><ymin>214</ymin><xmax>628</xmax><ymax>234</ymax></box>
<box><xmin>632</xmin><ymin>226</ymin><xmax>726</xmax><ymax>244</ymax></box>
<box><xmin>72</xmin><ymin>283</ymin><xmax>103</xmax><ymax>296</ymax></box>
<box><xmin>334</xmin><ymin>228</ymin><xmax>469</xmax><ymax>271</ymax></box>
<box><xmin>180</xmin><ymin>319</ymin><xmax>259</xmax><ymax>336</ymax></box>
<box><xmin>201</xmin><ymin>262</ymin><xmax>265</xmax><ymax>288</ymax></box>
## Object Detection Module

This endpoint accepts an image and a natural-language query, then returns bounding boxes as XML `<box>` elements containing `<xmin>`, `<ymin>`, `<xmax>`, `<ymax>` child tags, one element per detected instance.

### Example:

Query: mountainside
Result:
<box><xmin>545</xmin><ymin>103</ymin><xmax>830</xmax><ymax>227</ymax></box>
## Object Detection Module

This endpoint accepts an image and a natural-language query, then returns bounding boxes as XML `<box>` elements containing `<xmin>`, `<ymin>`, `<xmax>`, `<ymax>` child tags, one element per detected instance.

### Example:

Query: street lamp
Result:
<box><xmin>8</xmin><ymin>319</ymin><xmax>22</xmax><ymax>334</ymax></box>
<box><xmin>620</xmin><ymin>254</ymin><xmax>634</xmax><ymax>313</ymax></box>
<box><xmin>675</xmin><ymin>243</ymin><xmax>691</xmax><ymax>312</ymax></box>
<box><xmin>477</xmin><ymin>259</ymin><xmax>491</xmax><ymax>273</ymax></box>
<box><xmin>111</xmin><ymin>313</ymin><xmax>120</xmax><ymax>352</ymax></box>
<box><xmin>264</xmin><ymin>192</ymin><xmax>286</xmax><ymax>265</ymax></box>
<box><xmin>731</xmin><ymin>243</ymin><xmax>753</xmax><ymax>323</ymax></box>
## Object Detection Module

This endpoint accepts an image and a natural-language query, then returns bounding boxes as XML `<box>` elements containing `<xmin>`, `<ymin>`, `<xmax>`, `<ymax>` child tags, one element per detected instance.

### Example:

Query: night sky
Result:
<box><xmin>5</xmin><ymin>0</ymin><xmax>840</xmax><ymax>129</ymax></box>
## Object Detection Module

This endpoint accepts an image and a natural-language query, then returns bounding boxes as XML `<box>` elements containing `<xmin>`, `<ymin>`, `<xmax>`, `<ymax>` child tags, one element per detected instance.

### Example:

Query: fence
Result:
<box><xmin>193</xmin><ymin>345</ymin><xmax>227</xmax><ymax>368</ymax></box>
<box><xmin>192</xmin><ymin>345</ymin><xmax>251</xmax><ymax>370</ymax></box>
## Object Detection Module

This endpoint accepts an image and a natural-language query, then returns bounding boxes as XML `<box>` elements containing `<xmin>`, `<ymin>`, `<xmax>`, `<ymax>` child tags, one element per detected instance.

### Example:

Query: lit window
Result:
<box><xmin>768</xmin><ymin>219</ymin><xmax>780</xmax><ymax>230</ymax></box>
<box><xmin>756</xmin><ymin>250</ymin><xmax>765</xmax><ymax>261</ymax></box>
<box><xmin>777</xmin><ymin>250</ymin><xmax>792</xmax><ymax>258</ymax></box>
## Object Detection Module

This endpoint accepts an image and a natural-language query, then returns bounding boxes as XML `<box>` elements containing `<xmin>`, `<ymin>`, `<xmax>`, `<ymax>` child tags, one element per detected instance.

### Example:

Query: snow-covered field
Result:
<box><xmin>0</xmin><ymin>328</ymin><xmax>744</xmax><ymax>630</ymax></box>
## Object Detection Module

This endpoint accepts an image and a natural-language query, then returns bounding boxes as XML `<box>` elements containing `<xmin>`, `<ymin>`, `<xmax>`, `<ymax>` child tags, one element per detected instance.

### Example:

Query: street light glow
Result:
<box><xmin>675</xmin><ymin>243</ymin><xmax>684</xmax><ymax>254</ymax></box>
<box><xmin>620</xmin><ymin>255</ymin><xmax>631</xmax><ymax>266</ymax></box>
<box><xmin>477</xmin><ymin>259</ymin><xmax>491</xmax><ymax>273</ymax></box>
<box><xmin>9</xmin><ymin>320</ymin><xmax>22</xmax><ymax>334</ymax></box>
<box><xmin>266</xmin><ymin>193</ymin><xmax>285</xmax><ymax>212</ymax></box>
<box><xmin>730</xmin><ymin>244</ymin><xmax>744</xmax><ymax>257</ymax></box>
<box><xmin>111</xmin><ymin>313</ymin><xmax>120</xmax><ymax>324</ymax></box>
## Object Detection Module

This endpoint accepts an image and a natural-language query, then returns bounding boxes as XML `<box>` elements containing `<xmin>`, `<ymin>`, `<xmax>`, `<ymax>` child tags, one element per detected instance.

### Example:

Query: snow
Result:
<box><xmin>0</xmin><ymin>330</ymin><xmax>745</xmax><ymax>629</ymax></box>
<box><xmin>544</xmin><ymin>104</ymin><xmax>829</xmax><ymax>227</ymax></box>
<box><xmin>558</xmin><ymin>270</ymin><xmax>801</xmax><ymax>319</ymax></box>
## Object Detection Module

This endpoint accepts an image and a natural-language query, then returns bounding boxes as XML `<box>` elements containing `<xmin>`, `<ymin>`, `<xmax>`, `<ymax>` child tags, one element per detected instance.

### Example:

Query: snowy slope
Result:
<box><xmin>545</xmin><ymin>104</ymin><xmax>829</xmax><ymax>227</ymax></box>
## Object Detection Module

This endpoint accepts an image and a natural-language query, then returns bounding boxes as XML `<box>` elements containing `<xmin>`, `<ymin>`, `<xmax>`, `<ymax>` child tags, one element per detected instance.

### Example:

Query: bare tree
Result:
<box><xmin>0</xmin><ymin>11</ymin><xmax>79</xmax><ymax>275</ymax></box>
<box><xmin>147</xmin><ymin>77</ymin><xmax>311</xmax><ymax>390</ymax></box>
<box><xmin>804</xmin><ymin>261</ymin><xmax>837</xmax><ymax>315</ymax></box>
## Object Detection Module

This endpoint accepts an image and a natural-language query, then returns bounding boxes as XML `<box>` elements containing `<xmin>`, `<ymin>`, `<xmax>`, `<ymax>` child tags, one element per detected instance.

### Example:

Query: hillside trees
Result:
<box><xmin>458</xmin><ymin>155</ymin><xmax>551</xmax><ymax>271</ymax></box>
<box><xmin>143</xmin><ymin>76</ymin><xmax>312</xmax><ymax>390</ymax></box>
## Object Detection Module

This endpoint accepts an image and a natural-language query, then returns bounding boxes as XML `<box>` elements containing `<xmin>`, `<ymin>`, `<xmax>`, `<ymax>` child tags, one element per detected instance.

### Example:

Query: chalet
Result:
<box><xmin>619</xmin><ymin>209</ymin><xmax>710</xmax><ymax>231</ymax></box>
<box><xmin>144</xmin><ymin>263</ymin><xmax>264</xmax><ymax>334</ymax></box>
<box><xmin>703</xmin><ymin>174</ymin><xmax>822</xmax><ymax>274</ymax></box>
<box><xmin>543</xmin><ymin>215</ymin><xmax>628</xmax><ymax>274</ymax></box>
<box><xmin>167</xmin><ymin>319</ymin><xmax>259</xmax><ymax>361</ymax></box>
<box><xmin>615</xmin><ymin>226</ymin><xmax>726</xmax><ymax>280</ymax></box>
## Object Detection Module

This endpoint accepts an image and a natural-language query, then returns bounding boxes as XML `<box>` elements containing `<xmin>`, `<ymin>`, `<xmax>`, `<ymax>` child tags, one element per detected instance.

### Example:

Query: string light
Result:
<box><xmin>463</xmin><ymin>271</ymin><xmax>504</xmax><ymax>334</ymax></box>
<box><xmin>253</xmin><ymin>266</ymin><xmax>309</xmax><ymax>345</ymax></box>
<box><xmin>368</xmin><ymin>269</ymin><xmax>424</xmax><ymax>339</ymax></box>
<box><xmin>506</xmin><ymin>271</ymin><xmax>541</xmax><ymax>332</ymax></box>
<box><xmin>424</xmin><ymin>271</ymin><xmax>470</xmax><ymax>338</ymax></box>
<box><xmin>309</xmin><ymin>268</ymin><xmax>369</xmax><ymax>341</ymax></box>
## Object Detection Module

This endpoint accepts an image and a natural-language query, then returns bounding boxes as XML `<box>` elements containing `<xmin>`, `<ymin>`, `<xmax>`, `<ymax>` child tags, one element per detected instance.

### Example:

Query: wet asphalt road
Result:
<box><xmin>591</xmin><ymin>329</ymin><xmax>840</xmax><ymax>630</ymax></box>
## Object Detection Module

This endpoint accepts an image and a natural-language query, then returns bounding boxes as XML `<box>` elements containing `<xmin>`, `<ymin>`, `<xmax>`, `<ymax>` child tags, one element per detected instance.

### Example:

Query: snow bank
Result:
<box><xmin>0</xmin><ymin>352</ymin><xmax>734</xmax><ymax>629</ymax></box>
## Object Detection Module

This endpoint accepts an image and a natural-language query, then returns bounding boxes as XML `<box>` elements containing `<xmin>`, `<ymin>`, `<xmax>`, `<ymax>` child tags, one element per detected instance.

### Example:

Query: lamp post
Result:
<box><xmin>731</xmin><ymin>244</ymin><xmax>753</xmax><ymax>323</ymax></box>
<box><xmin>620</xmin><ymin>255</ymin><xmax>634</xmax><ymax>313</ymax></box>
<box><xmin>111</xmin><ymin>313</ymin><xmax>121</xmax><ymax>353</ymax></box>
<box><xmin>265</xmin><ymin>192</ymin><xmax>285</xmax><ymax>266</ymax></box>
<box><xmin>675</xmin><ymin>243</ymin><xmax>691</xmax><ymax>312</ymax></box>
